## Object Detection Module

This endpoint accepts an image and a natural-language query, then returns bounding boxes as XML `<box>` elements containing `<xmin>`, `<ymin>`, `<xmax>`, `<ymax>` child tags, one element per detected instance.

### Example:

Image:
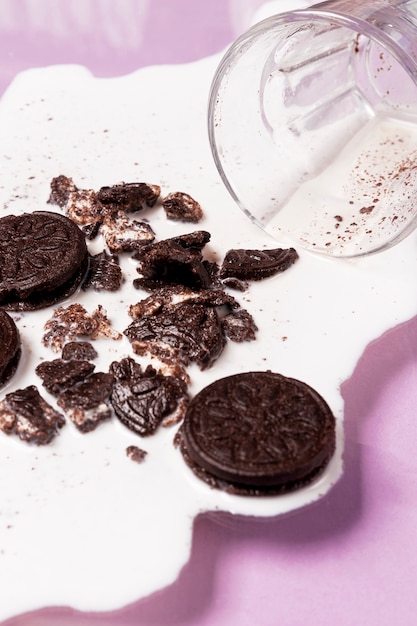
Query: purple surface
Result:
<box><xmin>0</xmin><ymin>0</ymin><xmax>243</xmax><ymax>93</ymax></box>
<box><xmin>1</xmin><ymin>1</ymin><xmax>417</xmax><ymax>624</ymax></box>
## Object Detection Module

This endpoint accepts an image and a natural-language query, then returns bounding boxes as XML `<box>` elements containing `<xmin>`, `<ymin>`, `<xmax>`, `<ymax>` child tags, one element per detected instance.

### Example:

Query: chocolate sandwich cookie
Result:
<box><xmin>180</xmin><ymin>371</ymin><xmax>336</xmax><ymax>495</ymax></box>
<box><xmin>0</xmin><ymin>211</ymin><xmax>88</xmax><ymax>310</ymax></box>
<box><xmin>0</xmin><ymin>310</ymin><xmax>21</xmax><ymax>387</ymax></box>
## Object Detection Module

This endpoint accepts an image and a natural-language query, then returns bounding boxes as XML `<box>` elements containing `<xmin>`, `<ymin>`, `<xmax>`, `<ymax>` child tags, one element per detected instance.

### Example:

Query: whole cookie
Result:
<box><xmin>0</xmin><ymin>310</ymin><xmax>21</xmax><ymax>387</ymax></box>
<box><xmin>0</xmin><ymin>211</ymin><xmax>88</xmax><ymax>310</ymax></box>
<box><xmin>180</xmin><ymin>371</ymin><xmax>336</xmax><ymax>495</ymax></box>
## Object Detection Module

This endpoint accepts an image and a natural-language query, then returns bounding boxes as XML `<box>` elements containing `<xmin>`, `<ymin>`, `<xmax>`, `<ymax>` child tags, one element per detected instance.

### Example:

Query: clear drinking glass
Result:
<box><xmin>208</xmin><ymin>0</ymin><xmax>417</xmax><ymax>257</ymax></box>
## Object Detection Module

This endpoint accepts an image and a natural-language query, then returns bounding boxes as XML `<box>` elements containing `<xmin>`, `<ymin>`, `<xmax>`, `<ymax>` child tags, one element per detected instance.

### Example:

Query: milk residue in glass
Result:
<box><xmin>268</xmin><ymin>115</ymin><xmax>417</xmax><ymax>256</ymax></box>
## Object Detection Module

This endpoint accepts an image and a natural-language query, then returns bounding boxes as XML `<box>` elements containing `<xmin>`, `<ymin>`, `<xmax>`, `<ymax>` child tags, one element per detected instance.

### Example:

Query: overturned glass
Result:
<box><xmin>208</xmin><ymin>0</ymin><xmax>417</xmax><ymax>257</ymax></box>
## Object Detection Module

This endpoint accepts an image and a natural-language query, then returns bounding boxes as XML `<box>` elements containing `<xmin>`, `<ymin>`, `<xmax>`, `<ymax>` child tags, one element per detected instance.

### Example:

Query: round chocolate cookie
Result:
<box><xmin>0</xmin><ymin>310</ymin><xmax>21</xmax><ymax>387</ymax></box>
<box><xmin>0</xmin><ymin>211</ymin><xmax>88</xmax><ymax>310</ymax></box>
<box><xmin>180</xmin><ymin>371</ymin><xmax>336</xmax><ymax>495</ymax></box>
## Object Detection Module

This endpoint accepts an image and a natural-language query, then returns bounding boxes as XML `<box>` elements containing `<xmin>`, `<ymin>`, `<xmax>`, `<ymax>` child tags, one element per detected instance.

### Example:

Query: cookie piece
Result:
<box><xmin>96</xmin><ymin>182</ymin><xmax>160</xmax><ymax>211</ymax></box>
<box><xmin>35</xmin><ymin>359</ymin><xmax>96</xmax><ymax>395</ymax></box>
<box><xmin>133</xmin><ymin>231</ymin><xmax>211</xmax><ymax>291</ymax></box>
<box><xmin>0</xmin><ymin>385</ymin><xmax>65</xmax><ymax>444</ymax></box>
<box><xmin>0</xmin><ymin>310</ymin><xmax>21</xmax><ymax>387</ymax></box>
<box><xmin>180</xmin><ymin>371</ymin><xmax>336</xmax><ymax>495</ymax></box>
<box><xmin>100</xmin><ymin>212</ymin><xmax>155</xmax><ymax>253</ymax></box>
<box><xmin>47</xmin><ymin>174</ymin><xmax>78</xmax><ymax>208</ymax></box>
<box><xmin>0</xmin><ymin>211</ymin><xmax>88</xmax><ymax>310</ymax></box>
<box><xmin>162</xmin><ymin>191</ymin><xmax>203</xmax><ymax>222</ymax></box>
<box><xmin>42</xmin><ymin>303</ymin><xmax>122</xmax><ymax>353</ymax></box>
<box><xmin>110</xmin><ymin>357</ymin><xmax>188</xmax><ymax>436</ymax></box>
<box><xmin>124</xmin><ymin>301</ymin><xmax>226</xmax><ymax>370</ymax></box>
<box><xmin>220</xmin><ymin>247</ymin><xmax>298</xmax><ymax>281</ymax></box>
<box><xmin>57</xmin><ymin>372</ymin><xmax>114</xmax><ymax>432</ymax></box>
<box><xmin>82</xmin><ymin>250</ymin><xmax>123</xmax><ymax>292</ymax></box>
<box><xmin>220</xmin><ymin>308</ymin><xmax>258</xmax><ymax>342</ymax></box>
<box><xmin>61</xmin><ymin>341</ymin><xmax>98</xmax><ymax>361</ymax></box>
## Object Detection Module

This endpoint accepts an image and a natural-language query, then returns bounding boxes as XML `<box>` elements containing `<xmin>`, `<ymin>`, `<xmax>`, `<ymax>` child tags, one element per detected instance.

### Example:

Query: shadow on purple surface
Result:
<box><xmin>4</xmin><ymin>314</ymin><xmax>417</xmax><ymax>626</ymax></box>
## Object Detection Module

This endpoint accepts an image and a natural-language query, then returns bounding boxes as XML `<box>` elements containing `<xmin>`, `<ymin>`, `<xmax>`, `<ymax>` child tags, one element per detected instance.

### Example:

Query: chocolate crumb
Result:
<box><xmin>126</xmin><ymin>445</ymin><xmax>147</xmax><ymax>463</ymax></box>
<box><xmin>221</xmin><ymin>308</ymin><xmax>258</xmax><ymax>342</ymax></box>
<box><xmin>47</xmin><ymin>175</ymin><xmax>77</xmax><ymax>208</ymax></box>
<box><xmin>162</xmin><ymin>191</ymin><xmax>203</xmax><ymax>222</ymax></box>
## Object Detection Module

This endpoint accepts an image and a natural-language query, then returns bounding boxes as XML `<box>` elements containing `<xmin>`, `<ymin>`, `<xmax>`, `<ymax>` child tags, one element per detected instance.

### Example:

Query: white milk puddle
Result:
<box><xmin>0</xmin><ymin>56</ymin><xmax>416</xmax><ymax>620</ymax></box>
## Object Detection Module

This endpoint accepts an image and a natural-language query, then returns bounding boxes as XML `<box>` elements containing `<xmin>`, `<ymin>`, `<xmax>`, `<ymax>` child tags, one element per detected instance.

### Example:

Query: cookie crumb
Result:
<box><xmin>126</xmin><ymin>445</ymin><xmax>147</xmax><ymax>463</ymax></box>
<box><xmin>162</xmin><ymin>191</ymin><xmax>203</xmax><ymax>222</ymax></box>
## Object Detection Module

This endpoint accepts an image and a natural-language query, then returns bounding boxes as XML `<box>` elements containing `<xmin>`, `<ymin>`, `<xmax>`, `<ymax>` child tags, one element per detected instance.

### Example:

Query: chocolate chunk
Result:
<box><xmin>0</xmin><ymin>310</ymin><xmax>21</xmax><ymax>387</ymax></box>
<box><xmin>82</xmin><ymin>251</ymin><xmax>123</xmax><ymax>292</ymax></box>
<box><xmin>61</xmin><ymin>341</ymin><xmax>98</xmax><ymax>361</ymax></box>
<box><xmin>124</xmin><ymin>302</ymin><xmax>226</xmax><ymax>370</ymax></box>
<box><xmin>35</xmin><ymin>359</ymin><xmax>95</xmax><ymax>395</ymax></box>
<box><xmin>220</xmin><ymin>247</ymin><xmax>298</xmax><ymax>281</ymax></box>
<box><xmin>57</xmin><ymin>372</ymin><xmax>114</xmax><ymax>432</ymax></box>
<box><xmin>110</xmin><ymin>357</ymin><xmax>188</xmax><ymax>436</ymax></box>
<box><xmin>0</xmin><ymin>385</ymin><xmax>65</xmax><ymax>444</ymax></box>
<box><xmin>0</xmin><ymin>211</ymin><xmax>88</xmax><ymax>311</ymax></box>
<box><xmin>179</xmin><ymin>371</ymin><xmax>336</xmax><ymax>495</ymax></box>
<box><xmin>162</xmin><ymin>191</ymin><xmax>203</xmax><ymax>222</ymax></box>
<box><xmin>133</xmin><ymin>231</ymin><xmax>212</xmax><ymax>291</ymax></box>
<box><xmin>96</xmin><ymin>182</ymin><xmax>160</xmax><ymax>211</ymax></box>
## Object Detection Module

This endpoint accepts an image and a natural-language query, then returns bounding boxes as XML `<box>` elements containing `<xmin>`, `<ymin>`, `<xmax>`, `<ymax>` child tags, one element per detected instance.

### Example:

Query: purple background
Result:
<box><xmin>1</xmin><ymin>1</ymin><xmax>417</xmax><ymax>624</ymax></box>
